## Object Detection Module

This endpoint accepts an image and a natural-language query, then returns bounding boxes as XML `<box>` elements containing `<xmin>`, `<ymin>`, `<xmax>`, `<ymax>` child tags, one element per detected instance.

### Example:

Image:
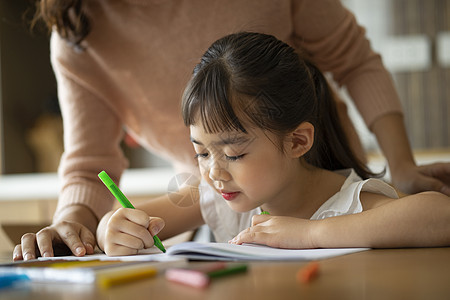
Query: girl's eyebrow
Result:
<box><xmin>190</xmin><ymin>137</ymin><xmax>203</xmax><ymax>145</ymax></box>
<box><xmin>190</xmin><ymin>135</ymin><xmax>251</xmax><ymax>146</ymax></box>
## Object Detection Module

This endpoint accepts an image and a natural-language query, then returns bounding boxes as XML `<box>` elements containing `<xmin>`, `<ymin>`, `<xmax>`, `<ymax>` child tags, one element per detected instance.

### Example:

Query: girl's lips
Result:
<box><xmin>221</xmin><ymin>191</ymin><xmax>239</xmax><ymax>201</ymax></box>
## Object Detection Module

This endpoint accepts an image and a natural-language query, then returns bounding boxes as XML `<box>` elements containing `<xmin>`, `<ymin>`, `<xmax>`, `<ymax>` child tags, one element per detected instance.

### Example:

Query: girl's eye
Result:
<box><xmin>225</xmin><ymin>154</ymin><xmax>245</xmax><ymax>161</ymax></box>
<box><xmin>194</xmin><ymin>153</ymin><xmax>209</xmax><ymax>159</ymax></box>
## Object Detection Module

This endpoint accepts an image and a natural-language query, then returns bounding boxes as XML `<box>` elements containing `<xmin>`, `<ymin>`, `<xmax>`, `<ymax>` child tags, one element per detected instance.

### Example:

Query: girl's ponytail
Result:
<box><xmin>303</xmin><ymin>61</ymin><xmax>378</xmax><ymax>179</ymax></box>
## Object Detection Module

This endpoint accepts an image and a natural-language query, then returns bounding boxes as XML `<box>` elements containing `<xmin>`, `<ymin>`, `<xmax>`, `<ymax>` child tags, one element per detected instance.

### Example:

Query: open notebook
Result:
<box><xmin>164</xmin><ymin>242</ymin><xmax>369</xmax><ymax>261</ymax></box>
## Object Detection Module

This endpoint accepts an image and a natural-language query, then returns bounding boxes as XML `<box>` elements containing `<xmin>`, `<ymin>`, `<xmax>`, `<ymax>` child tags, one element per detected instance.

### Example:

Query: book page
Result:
<box><xmin>166</xmin><ymin>242</ymin><xmax>369</xmax><ymax>261</ymax></box>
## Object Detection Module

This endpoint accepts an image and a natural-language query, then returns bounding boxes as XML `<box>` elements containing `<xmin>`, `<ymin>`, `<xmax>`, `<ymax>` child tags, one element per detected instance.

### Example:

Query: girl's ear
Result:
<box><xmin>286</xmin><ymin>122</ymin><xmax>314</xmax><ymax>158</ymax></box>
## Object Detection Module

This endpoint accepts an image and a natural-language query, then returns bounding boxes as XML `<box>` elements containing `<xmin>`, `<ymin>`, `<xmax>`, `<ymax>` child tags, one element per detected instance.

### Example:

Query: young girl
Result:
<box><xmin>97</xmin><ymin>32</ymin><xmax>450</xmax><ymax>255</ymax></box>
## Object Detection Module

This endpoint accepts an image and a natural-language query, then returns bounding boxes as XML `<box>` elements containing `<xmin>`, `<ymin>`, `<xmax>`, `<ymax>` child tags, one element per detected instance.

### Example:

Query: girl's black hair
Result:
<box><xmin>182</xmin><ymin>32</ymin><xmax>378</xmax><ymax>179</ymax></box>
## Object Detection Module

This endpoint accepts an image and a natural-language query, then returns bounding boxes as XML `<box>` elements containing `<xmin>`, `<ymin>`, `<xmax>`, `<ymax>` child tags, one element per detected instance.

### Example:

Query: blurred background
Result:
<box><xmin>342</xmin><ymin>0</ymin><xmax>449</xmax><ymax>156</ymax></box>
<box><xmin>0</xmin><ymin>0</ymin><xmax>449</xmax><ymax>175</ymax></box>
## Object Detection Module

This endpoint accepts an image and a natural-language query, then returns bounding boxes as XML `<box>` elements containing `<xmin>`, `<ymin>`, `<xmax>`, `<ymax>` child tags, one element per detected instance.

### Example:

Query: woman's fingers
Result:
<box><xmin>52</xmin><ymin>221</ymin><xmax>94</xmax><ymax>257</ymax></box>
<box><xmin>35</xmin><ymin>227</ymin><xmax>57</xmax><ymax>258</ymax></box>
<box><xmin>13</xmin><ymin>244</ymin><xmax>23</xmax><ymax>261</ymax></box>
<box><xmin>19</xmin><ymin>232</ymin><xmax>39</xmax><ymax>260</ymax></box>
<box><xmin>13</xmin><ymin>221</ymin><xmax>97</xmax><ymax>261</ymax></box>
<box><xmin>79</xmin><ymin>226</ymin><xmax>96</xmax><ymax>255</ymax></box>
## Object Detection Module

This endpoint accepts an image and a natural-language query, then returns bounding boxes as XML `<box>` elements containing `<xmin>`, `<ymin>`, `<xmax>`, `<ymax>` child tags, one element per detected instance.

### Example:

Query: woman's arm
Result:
<box><xmin>15</xmin><ymin>32</ymin><xmax>131</xmax><ymax>261</ymax></box>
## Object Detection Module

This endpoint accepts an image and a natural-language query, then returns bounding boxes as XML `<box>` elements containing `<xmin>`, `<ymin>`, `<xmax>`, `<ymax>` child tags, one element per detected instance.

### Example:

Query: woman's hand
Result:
<box><xmin>13</xmin><ymin>221</ymin><xmax>96</xmax><ymax>261</ymax></box>
<box><xmin>99</xmin><ymin>208</ymin><xmax>165</xmax><ymax>256</ymax></box>
<box><xmin>229</xmin><ymin>214</ymin><xmax>316</xmax><ymax>249</ymax></box>
<box><xmin>371</xmin><ymin>113</ymin><xmax>450</xmax><ymax>197</ymax></box>
<box><xmin>391</xmin><ymin>162</ymin><xmax>450</xmax><ymax>196</ymax></box>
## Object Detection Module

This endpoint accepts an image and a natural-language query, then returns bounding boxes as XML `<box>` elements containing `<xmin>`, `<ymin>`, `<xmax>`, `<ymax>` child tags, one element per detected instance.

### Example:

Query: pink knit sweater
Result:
<box><xmin>51</xmin><ymin>0</ymin><xmax>402</xmax><ymax>221</ymax></box>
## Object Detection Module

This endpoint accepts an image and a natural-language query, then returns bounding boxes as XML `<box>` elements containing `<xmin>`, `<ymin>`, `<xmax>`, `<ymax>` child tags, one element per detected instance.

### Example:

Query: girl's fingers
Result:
<box><xmin>441</xmin><ymin>185</ymin><xmax>450</xmax><ymax>196</ymax></box>
<box><xmin>251</xmin><ymin>214</ymin><xmax>272</xmax><ymax>226</ymax></box>
<box><xmin>229</xmin><ymin>226</ymin><xmax>268</xmax><ymax>245</ymax></box>
<box><xmin>107</xmin><ymin>231</ymin><xmax>148</xmax><ymax>250</ymax></box>
<box><xmin>118</xmin><ymin>208</ymin><xmax>151</xmax><ymax>228</ymax></box>
<box><xmin>109</xmin><ymin>216</ymin><xmax>154</xmax><ymax>249</ymax></box>
<box><xmin>106</xmin><ymin>209</ymin><xmax>165</xmax><ymax>253</ymax></box>
<box><xmin>229</xmin><ymin>215</ymin><xmax>272</xmax><ymax>244</ymax></box>
<box><xmin>148</xmin><ymin>217</ymin><xmax>165</xmax><ymax>236</ymax></box>
<box><xmin>105</xmin><ymin>242</ymin><xmax>140</xmax><ymax>257</ymax></box>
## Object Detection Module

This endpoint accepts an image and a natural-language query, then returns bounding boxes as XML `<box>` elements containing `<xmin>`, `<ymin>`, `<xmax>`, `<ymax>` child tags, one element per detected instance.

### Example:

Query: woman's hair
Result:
<box><xmin>182</xmin><ymin>32</ymin><xmax>378</xmax><ymax>179</ymax></box>
<box><xmin>31</xmin><ymin>0</ymin><xmax>90</xmax><ymax>50</ymax></box>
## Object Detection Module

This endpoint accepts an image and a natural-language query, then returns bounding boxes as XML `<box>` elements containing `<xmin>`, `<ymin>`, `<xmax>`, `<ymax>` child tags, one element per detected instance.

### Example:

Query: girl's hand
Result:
<box><xmin>229</xmin><ymin>215</ymin><xmax>316</xmax><ymax>249</ymax></box>
<box><xmin>101</xmin><ymin>208</ymin><xmax>165</xmax><ymax>256</ymax></box>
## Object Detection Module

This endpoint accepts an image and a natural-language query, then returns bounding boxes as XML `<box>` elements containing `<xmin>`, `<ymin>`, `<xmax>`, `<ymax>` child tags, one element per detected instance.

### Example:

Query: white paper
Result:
<box><xmin>165</xmin><ymin>242</ymin><xmax>369</xmax><ymax>261</ymax></box>
<box><xmin>9</xmin><ymin>242</ymin><xmax>368</xmax><ymax>264</ymax></box>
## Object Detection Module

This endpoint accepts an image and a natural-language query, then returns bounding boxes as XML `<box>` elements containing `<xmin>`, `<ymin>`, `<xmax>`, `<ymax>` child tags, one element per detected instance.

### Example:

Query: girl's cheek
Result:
<box><xmin>199</xmin><ymin>167</ymin><xmax>214</xmax><ymax>188</ymax></box>
<box><xmin>200</xmin><ymin>166</ymin><xmax>209</xmax><ymax>180</ymax></box>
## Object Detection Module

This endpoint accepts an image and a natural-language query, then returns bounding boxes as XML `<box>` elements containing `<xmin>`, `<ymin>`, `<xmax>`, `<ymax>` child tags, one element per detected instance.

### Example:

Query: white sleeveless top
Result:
<box><xmin>199</xmin><ymin>169</ymin><xmax>398</xmax><ymax>242</ymax></box>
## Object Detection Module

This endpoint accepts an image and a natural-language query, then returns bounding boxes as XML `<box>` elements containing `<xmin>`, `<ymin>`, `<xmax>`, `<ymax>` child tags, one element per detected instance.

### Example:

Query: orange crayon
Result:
<box><xmin>297</xmin><ymin>261</ymin><xmax>319</xmax><ymax>283</ymax></box>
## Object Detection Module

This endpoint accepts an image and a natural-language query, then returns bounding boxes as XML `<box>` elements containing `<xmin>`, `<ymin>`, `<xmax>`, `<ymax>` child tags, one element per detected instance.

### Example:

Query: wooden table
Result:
<box><xmin>1</xmin><ymin>247</ymin><xmax>449</xmax><ymax>300</ymax></box>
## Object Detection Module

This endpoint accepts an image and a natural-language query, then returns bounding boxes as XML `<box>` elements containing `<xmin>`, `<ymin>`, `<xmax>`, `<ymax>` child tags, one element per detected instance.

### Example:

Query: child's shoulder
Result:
<box><xmin>311</xmin><ymin>169</ymin><xmax>398</xmax><ymax>219</ymax></box>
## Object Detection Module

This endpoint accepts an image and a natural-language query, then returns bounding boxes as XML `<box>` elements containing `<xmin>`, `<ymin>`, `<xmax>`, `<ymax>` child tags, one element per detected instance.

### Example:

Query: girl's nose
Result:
<box><xmin>208</xmin><ymin>161</ymin><xmax>231</xmax><ymax>183</ymax></box>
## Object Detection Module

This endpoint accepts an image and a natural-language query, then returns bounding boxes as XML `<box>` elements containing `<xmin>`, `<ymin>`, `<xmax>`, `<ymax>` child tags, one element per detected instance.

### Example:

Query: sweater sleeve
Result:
<box><xmin>51</xmin><ymin>33</ymin><xmax>129</xmax><ymax>222</ymax></box>
<box><xmin>292</xmin><ymin>0</ymin><xmax>403</xmax><ymax>129</ymax></box>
